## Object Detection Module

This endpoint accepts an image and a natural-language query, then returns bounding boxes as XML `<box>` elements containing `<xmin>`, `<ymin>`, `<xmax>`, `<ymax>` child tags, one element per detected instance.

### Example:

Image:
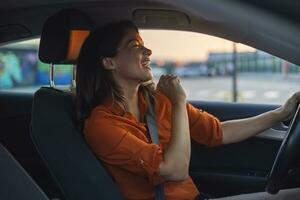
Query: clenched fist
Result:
<box><xmin>157</xmin><ymin>74</ymin><xmax>186</xmax><ymax>104</ymax></box>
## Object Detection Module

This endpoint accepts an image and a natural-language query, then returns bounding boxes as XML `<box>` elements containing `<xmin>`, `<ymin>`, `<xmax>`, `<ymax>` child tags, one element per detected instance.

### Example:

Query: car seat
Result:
<box><xmin>30</xmin><ymin>9</ymin><xmax>123</xmax><ymax>200</ymax></box>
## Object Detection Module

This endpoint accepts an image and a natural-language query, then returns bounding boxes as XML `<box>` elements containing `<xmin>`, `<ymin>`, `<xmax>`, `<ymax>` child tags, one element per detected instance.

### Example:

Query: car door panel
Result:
<box><xmin>189</xmin><ymin>101</ymin><xmax>282</xmax><ymax>197</ymax></box>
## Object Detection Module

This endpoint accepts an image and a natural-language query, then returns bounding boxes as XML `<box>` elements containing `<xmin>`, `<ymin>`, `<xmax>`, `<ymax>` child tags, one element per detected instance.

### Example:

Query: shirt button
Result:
<box><xmin>140</xmin><ymin>159</ymin><xmax>144</xmax><ymax>164</ymax></box>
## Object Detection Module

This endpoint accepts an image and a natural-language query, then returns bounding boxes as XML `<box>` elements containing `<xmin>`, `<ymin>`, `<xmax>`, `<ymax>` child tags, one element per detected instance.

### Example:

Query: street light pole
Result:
<box><xmin>232</xmin><ymin>42</ymin><xmax>237</xmax><ymax>102</ymax></box>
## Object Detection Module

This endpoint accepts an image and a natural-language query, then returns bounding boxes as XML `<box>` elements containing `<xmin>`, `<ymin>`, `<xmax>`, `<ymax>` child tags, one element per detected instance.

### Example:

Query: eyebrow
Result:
<box><xmin>125</xmin><ymin>38</ymin><xmax>144</xmax><ymax>46</ymax></box>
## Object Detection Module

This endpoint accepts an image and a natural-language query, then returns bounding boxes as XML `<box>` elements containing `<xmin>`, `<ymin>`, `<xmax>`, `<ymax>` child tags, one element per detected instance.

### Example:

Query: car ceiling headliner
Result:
<box><xmin>1</xmin><ymin>0</ymin><xmax>299</xmax><ymax>22</ymax></box>
<box><xmin>236</xmin><ymin>0</ymin><xmax>300</xmax><ymax>25</ymax></box>
<box><xmin>0</xmin><ymin>0</ymin><xmax>300</xmax><ymax>65</ymax></box>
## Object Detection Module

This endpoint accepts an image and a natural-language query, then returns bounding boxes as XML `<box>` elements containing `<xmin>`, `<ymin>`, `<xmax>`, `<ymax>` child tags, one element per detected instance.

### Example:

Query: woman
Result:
<box><xmin>76</xmin><ymin>20</ymin><xmax>300</xmax><ymax>200</ymax></box>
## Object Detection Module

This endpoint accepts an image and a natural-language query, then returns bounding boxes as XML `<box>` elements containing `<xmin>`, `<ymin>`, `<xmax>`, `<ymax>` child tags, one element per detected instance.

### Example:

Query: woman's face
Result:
<box><xmin>111</xmin><ymin>28</ymin><xmax>153</xmax><ymax>86</ymax></box>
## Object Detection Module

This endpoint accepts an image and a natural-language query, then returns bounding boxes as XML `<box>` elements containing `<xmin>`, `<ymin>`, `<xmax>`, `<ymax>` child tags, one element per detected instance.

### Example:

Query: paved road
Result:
<box><xmin>176</xmin><ymin>75</ymin><xmax>300</xmax><ymax>104</ymax></box>
<box><xmin>2</xmin><ymin>73</ymin><xmax>300</xmax><ymax>105</ymax></box>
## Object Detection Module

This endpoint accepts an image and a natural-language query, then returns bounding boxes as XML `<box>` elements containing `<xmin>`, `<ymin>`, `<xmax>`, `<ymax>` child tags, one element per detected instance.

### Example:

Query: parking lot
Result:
<box><xmin>2</xmin><ymin>73</ymin><xmax>299</xmax><ymax>105</ymax></box>
<box><xmin>154</xmin><ymin>73</ymin><xmax>300</xmax><ymax>104</ymax></box>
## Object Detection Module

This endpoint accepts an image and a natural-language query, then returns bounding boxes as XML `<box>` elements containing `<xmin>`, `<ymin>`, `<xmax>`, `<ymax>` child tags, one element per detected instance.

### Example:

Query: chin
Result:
<box><xmin>146</xmin><ymin>74</ymin><xmax>153</xmax><ymax>81</ymax></box>
<box><xmin>139</xmin><ymin>75</ymin><xmax>153</xmax><ymax>84</ymax></box>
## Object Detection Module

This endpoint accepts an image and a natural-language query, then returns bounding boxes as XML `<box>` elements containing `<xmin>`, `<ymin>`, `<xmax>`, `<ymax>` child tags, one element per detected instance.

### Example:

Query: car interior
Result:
<box><xmin>0</xmin><ymin>144</ymin><xmax>49</xmax><ymax>200</ymax></box>
<box><xmin>1</xmin><ymin>0</ymin><xmax>300</xmax><ymax>200</ymax></box>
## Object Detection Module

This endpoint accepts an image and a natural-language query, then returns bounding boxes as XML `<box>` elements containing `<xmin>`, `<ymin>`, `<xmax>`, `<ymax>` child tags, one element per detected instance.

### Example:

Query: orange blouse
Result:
<box><xmin>84</xmin><ymin>90</ymin><xmax>223</xmax><ymax>200</ymax></box>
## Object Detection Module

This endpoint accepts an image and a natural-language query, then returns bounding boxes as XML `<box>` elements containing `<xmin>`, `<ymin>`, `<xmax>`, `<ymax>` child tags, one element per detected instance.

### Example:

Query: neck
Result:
<box><xmin>115</xmin><ymin>78</ymin><xmax>140</xmax><ymax>112</ymax></box>
<box><xmin>124</xmin><ymin>86</ymin><xmax>139</xmax><ymax>108</ymax></box>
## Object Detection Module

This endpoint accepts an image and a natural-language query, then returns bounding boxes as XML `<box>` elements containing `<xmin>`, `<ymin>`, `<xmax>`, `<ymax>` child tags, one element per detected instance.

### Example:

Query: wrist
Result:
<box><xmin>271</xmin><ymin>107</ymin><xmax>287</xmax><ymax>122</ymax></box>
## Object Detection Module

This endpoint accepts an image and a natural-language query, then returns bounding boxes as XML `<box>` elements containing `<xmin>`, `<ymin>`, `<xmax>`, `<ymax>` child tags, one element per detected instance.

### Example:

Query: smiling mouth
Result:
<box><xmin>141</xmin><ymin>60</ymin><xmax>151</xmax><ymax>69</ymax></box>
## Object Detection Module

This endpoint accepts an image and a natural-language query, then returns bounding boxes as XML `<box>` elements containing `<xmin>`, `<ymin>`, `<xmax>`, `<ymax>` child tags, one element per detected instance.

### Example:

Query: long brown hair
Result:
<box><xmin>76</xmin><ymin>20</ymin><xmax>154</xmax><ymax>127</ymax></box>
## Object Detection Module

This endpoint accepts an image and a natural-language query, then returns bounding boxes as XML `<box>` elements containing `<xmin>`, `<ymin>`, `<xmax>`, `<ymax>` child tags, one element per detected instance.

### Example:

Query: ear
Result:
<box><xmin>102</xmin><ymin>57</ymin><xmax>115</xmax><ymax>70</ymax></box>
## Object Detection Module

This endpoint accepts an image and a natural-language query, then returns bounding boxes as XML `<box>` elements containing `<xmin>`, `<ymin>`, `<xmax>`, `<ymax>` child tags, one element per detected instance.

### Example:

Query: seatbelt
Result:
<box><xmin>145</xmin><ymin>94</ymin><xmax>165</xmax><ymax>200</ymax></box>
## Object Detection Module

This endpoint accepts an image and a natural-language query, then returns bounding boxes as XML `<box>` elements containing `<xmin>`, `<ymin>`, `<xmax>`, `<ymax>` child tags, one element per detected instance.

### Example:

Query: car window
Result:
<box><xmin>0</xmin><ymin>38</ymin><xmax>72</xmax><ymax>93</ymax></box>
<box><xmin>140</xmin><ymin>30</ymin><xmax>300</xmax><ymax>105</ymax></box>
<box><xmin>1</xmin><ymin>32</ymin><xmax>299</xmax><ymax>105</ymax></box>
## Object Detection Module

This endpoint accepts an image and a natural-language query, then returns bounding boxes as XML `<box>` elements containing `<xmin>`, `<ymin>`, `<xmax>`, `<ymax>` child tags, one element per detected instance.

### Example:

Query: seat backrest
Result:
<box><xmin>0</xmin><ymin>144</ymin><xmax>49</xmax><ymax>200</ymax></box>
<box><xmin>31</xmin><ymin>9</ymin><xmax>123</xmax><ymax>200</ymax></box>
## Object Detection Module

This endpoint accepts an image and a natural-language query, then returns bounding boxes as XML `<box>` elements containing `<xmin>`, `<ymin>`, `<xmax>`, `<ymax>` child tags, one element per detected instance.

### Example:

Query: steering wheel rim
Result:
<box><xmin>266</xmin><ymin>104</ymin><xmax>300</xmax><ymax>194</ymax></box>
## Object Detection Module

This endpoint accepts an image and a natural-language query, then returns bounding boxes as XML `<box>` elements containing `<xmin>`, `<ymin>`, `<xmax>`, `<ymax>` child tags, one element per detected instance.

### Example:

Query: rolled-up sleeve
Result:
<box><xmin>84</xmin><ymin>114</ymin><xmax>165</xmax><ymax>185</ymax></box>
<box><xmin>187</xmin><ymin>103</ymin><xmax>223</xmax><ymax>147</ymax></box>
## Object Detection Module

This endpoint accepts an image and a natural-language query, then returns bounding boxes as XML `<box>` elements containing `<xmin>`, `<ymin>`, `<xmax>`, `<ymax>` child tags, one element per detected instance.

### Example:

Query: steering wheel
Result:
<box><xmin>266</xmin><ymin>104</ymin><xmax>300</xmax><ymax>194</ymax></box>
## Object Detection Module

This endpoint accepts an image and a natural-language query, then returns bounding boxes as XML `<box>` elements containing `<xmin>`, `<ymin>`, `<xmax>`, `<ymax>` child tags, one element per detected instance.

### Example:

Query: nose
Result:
<box><xmin>143</xmin><ymin>46</ymin><xmax>152</xmax><ymax>56</ymax></box>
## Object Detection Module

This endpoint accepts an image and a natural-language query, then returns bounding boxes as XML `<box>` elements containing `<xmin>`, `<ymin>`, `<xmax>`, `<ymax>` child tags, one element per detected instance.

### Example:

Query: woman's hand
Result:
<box><xmin>275</xmin><ymin>91</ymin><xmax>300</xmax><ymax>121</ymax></box>
<box><xmin>157</xmin><ymin>74</ymin><xmax>186</xmax><ymax>104</ymax></box>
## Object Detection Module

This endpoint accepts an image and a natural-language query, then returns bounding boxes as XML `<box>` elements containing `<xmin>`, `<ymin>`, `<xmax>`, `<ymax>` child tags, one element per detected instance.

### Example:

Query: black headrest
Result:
<box><xmin>39</xmin><ymin>9</ymin><xmax>95</xmax><ymax>64</ymax></box>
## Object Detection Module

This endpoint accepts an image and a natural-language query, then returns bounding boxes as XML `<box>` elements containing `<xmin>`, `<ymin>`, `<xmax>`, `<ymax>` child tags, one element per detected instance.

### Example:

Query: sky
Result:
<box><xmin>2</xmin><ymin>29</ymin><xmax>256</xmax><ymax>63</ymax></box>
<box><xmin>140</xmin><ymin>30</ymin><xmax>256</xmax><ymax>62</ymax></box>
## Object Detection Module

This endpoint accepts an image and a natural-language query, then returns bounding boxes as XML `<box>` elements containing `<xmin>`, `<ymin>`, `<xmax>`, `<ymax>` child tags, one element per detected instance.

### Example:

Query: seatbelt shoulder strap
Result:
<box><xmin>144</xmin><ymin>93</ymin><xmax>165</xmax><ymax>200</ymax></box>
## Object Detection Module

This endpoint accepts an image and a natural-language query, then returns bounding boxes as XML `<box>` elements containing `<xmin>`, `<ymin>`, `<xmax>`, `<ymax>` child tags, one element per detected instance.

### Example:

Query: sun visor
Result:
<box><xmin>133</xmin><ymin>9</ymin><xmax>190</xmax><ymax>28</ymax></box>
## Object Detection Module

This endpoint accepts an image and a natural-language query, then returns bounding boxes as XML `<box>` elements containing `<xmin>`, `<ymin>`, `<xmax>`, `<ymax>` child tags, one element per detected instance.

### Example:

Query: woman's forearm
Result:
<box><xmin>221</xmin><ymin>109</ymin><xmax>282</xmax><ymax>144</ymax></box>
<box><xmin>159</xmin><ymin>101</ymin><xmax>191</xmax><ymax>181</ymax></box>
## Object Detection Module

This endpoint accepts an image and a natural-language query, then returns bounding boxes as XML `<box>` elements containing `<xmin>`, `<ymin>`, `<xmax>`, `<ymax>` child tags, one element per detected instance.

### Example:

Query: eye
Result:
<box><xmin>132</xmin><ymin>42</ymin><xmax>141</xmax><ymax>48</ymax></box>
<box><xmin>131</xmin><ymin>40</ymin><xmax>144</xmax><ymax>48</ymax></box>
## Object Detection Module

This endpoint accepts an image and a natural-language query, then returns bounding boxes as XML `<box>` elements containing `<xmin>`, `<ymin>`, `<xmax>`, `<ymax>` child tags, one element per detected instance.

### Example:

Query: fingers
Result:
<box><xmin>295</xmin><ymin>92</ymin><xmax>300</xmax><ymax>106</ymax></box>
<box><xmin>292</xmin><ymin>91</ymin><xmax>300</xmax><ymax>97</ymax></box>
<box><xmin>159</xmin><ymin>74</ymin><xmax>179</xmax><ymax>82</ymax></box>
<box><xmin>157</xmin><ymin>74</ymin><xmax>180</xmax><ymax>91</ymax></box>
<box><xmin>157</xmin><ymin>74</ymin><xmax>186</xmax><ymax>103</ymax></box>
<box><xmin>291</xmin><ymin>91</ymin><xmax>300</xmax><ymax>103</ymax></box>
<box><xmin>295</xmin><ymin>91</ymin><xmax>300</xmax><ymax>99</ymax></box>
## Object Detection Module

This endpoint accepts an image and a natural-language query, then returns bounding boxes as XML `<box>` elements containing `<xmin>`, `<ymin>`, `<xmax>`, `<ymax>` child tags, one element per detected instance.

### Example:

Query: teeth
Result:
<box><xmin>142</xmin><ymin>61</ymin><xmax>151</xmax><ymax>66</ymax></box>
